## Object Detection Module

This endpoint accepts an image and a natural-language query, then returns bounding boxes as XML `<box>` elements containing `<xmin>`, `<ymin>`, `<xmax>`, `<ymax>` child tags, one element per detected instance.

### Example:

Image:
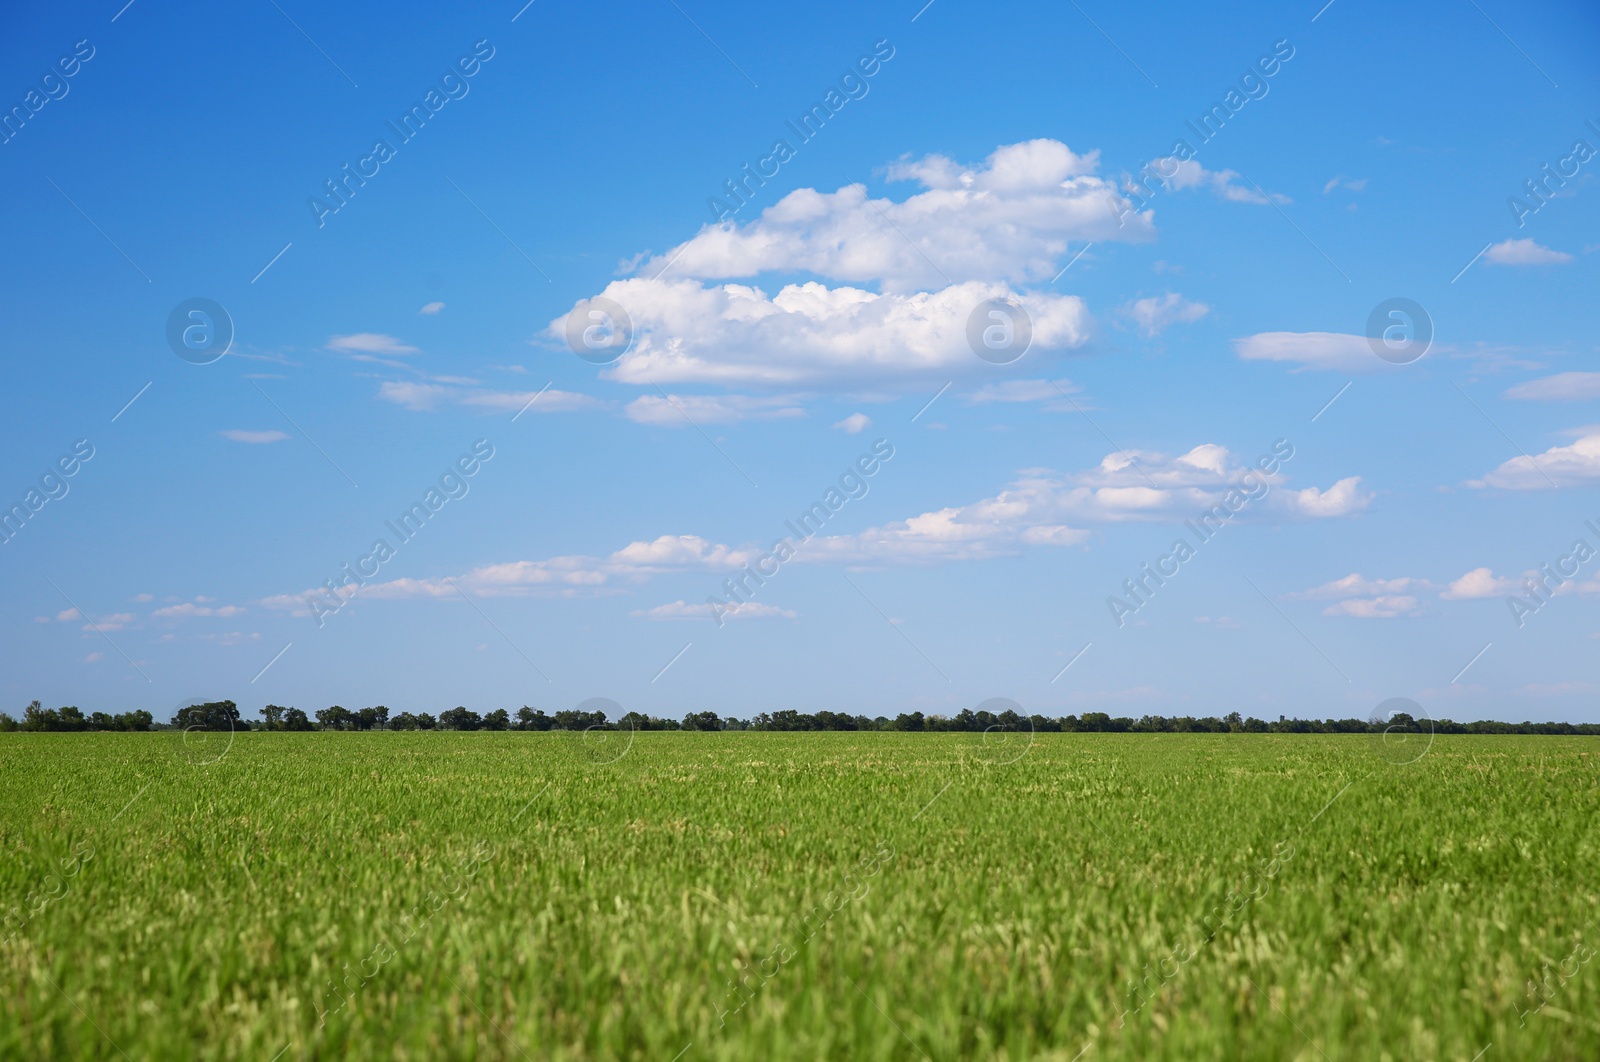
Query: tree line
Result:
<box><xmin>2</xmin><ymin>699</ymin><xmax>1598</xmax><ymax>735</ymax></box>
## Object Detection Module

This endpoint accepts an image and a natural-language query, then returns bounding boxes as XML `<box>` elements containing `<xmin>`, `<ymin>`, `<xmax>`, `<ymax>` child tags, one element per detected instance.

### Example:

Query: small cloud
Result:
<box><xmin>625</xmin><ymin>394</ymin><xmax>804</xmax><ymax>427</ymax></box>
<box><xmin>1322</xmin><ymin>595</ymin><xmax>1420</xmax><ymax>618</ymax></box>
<box><xmin>1235</xmin><ymin>332</ymin><xmax>1396</xmax><ymax>373</ymax></box>
<box><xmin>328</xmin><ymin>333</ymin><xmax>420</xmax><ymax>355</ymax></box>
<box><xmin>1485</xmin><ymin>238</ymin><xmax>1573</xmax><ymax>266</ymax></box>
<box><xmin>89</xmin><ymin>613</ymin><xmax>136</xmax><ymax>632</ymax></box>
<box><xmin>1505</xmin><ymin>372</ymin><xmax>1600</xmax><ymax>402</ymax></box>
<box><xmin>83</xmin><ymin>652</ymin><xmax>103</xmax><ymax>663</ymax></box>
<box><xmin>132</xmin><ymin>593</ymin><xmax>154</xmax><ymax>603</ymax></box>
<box><xmin>418</xmin><ymin>302</ymin><xmax>445</xmax><ymax>315</ymax></box>
<box><xmin>632</xmin><ymin>600</ymin><xmax>796</xmax><ymax>621</ymax></box>
<box><xmin>1122</xmin><ymin>292</ymin><xmax>1208</xmax><ymax>337</ymax></box>
<box><xmin>833</xmin><ymin>413</ymin><xmax>871</xmax><ymax>434</ymax></box>
<box><xmin>966</xmin><ymin>379</ymin><xmax>1076</xmax><ymax>404</ymax></box>
<box><xmin>55</xmin><ymin>608</ymin><xmax>81</xmax><ymax>622</ymax></box>
<box><xmin>1194</xmin><ymin>615</ymin><xmax>1241</xmax><ymax>628</ymax></box>
<box><xmin>152</xmin><ymin>601</ymin><xmax>246</xmax><ymax>619</ymax></box>
<box><xmin>219</xmin><ymin>430</ymin><xmax>291</xmax><ymax>444</ymax></box>
<box><xmin>1441</xmin><ymin>567</ymin><xmax>1520</xmax><ymax>600</ymax></box>
<box><xmin>1290</xmin><ymin>574</ymin><xmax>1435</xmax><ymax>601</ymax></box>
<box><xmin>1280</xmin><ymin>476</ymin><xmax>1373</xmax><ymax>517</ymax></box>
<box><xmin>1322</xmin><ymin>176</ymin><xmax>1368</xmax><ymax>194</ymax></box>
<box><xmin>377</xmin><ymin>380</ymin><xmax>600</xmax><ymax>415</ymax></box>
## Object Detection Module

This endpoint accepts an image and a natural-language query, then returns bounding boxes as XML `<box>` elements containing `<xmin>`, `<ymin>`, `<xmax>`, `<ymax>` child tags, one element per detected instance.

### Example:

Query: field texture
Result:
<box><xmin>1</xmin><ymin>731</ymin><xmax>1597</xmax><ymax>1060</ymax></box>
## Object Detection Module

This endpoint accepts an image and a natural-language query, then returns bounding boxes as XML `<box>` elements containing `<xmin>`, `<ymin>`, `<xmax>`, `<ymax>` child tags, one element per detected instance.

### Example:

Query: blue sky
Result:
<box><xmin>3</xmin><ymin>0</ymin><xmax>1597</xmax><ymax>724</ymax></box>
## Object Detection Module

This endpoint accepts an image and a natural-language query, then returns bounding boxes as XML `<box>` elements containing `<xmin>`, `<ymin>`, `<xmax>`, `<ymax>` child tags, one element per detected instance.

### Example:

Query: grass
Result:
<box><xmin>1</xmin><ymin>730</ymin><xmax>1597</xmax><ymax>1060</ymax></box>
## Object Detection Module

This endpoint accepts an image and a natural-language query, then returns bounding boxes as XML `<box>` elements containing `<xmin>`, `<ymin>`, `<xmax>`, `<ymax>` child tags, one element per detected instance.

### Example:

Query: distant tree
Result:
<box><xmin>682</xmin><ymin>711</ymin><xmax>721</xmax><ymax>731</ymax></box>
<box><xmin>353</xmin><ymin>706</ymin><xmax>388</xmax><ymax>731</ymax></box>
<box><xmin>516</xmin><ymin>706</ymin><xmax>553</xmax><ymax>731</ymax></box>
<box><xmin>390</xmin><ymin>712</ymin><xmax>420</xmax><ymax>731</ymax></box>
<box><xmin>415</xmin><ymin>712</ymin><xmax>437</xmax><ymax>730</ymax></box>
<box><xmin>283</xmin><ymin>707</ymin><xmax>313</xmax><ymax>731</ymax></box>
<box><xmin>439</xmin><ymin>706</ymin><xmax>481</xmax><ymax>731</ymax></box>
<box><xmin>262</xmin><ymin>705</ymin><xmax>287</xmax><ymax>730</ymax></box>
<box><xmin>23</xmin><ymin>701</ymin><xmax>61</xmax><ymax>732</ymax></box>
<box><xmin>173</xmin><ymin>700</ymin><xmax>240</xmax><ymax>732</ymax></box>
<box><xmin>552</xmin><ymin>708</ymin><xmax>606</xmax><ymax>730</ymax></box>
<box><xmin>316</xmin><ymin>705</ymin><xmax>355</xmax><ymax>731</ymax></box>
<box><xmin>895</xmin><ymin>712</ymin><xmax>925</xmax><ymax>731</ymax></box>
<box><xmin>483</xmin><ymin>708</ymin><xmax>510</xmax><ymax>731</ymax></box>
<box><xmin>0</xmin><ymin>713</ymin><xmax>16</xmax><ymax>732</ymax></box>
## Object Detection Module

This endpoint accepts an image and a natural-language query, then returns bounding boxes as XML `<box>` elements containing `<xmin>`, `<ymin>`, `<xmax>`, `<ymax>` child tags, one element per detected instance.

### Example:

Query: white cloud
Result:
<box><xmin>418</xmin><ymin>302</ymin><xmax>445</xmax><ymax>315</ymax></box>
<box><xmin>328</xmin><ymin>333</ymin><xmax>419</xmax><ymax>355</ymax></box>
<box><xmin>219</xmin><ymin>430</ymin><xmax>290</xmax><ymax>444</ymax></box>
<box><xmin>626</xmin><ymin>393</ymin><xmax>805</xmax><ymax>426</ymax></box>
<box><xmin>1321</xmin><ymin>177</ymin><xmax>1367</xmax><ymax>193</ymax></box>
<box><xmin>1322</xmin><ymin>595</ymin><xmax>1420</xmax><ymax>619</ymax></box>
<box><xmin>261</xmin><ymin>535</ymin><xmax>757</xmax><ymax>610</ymax></box>
<box><xmin>632</xmin><ymin>600</ymin><xmax>795</xmax><ymax>621</ymax></box>
<box><xmin>1289</xmin><ymin>574</ymin><xmax>1436</xmax><ymax>601</ymax></box>
<box><xmin>1441</xmin><ymin>567</ymin><xmax>1521</xmax><ymax>599</ymax></box>
<box><xmin>1144</xmin><ymin>159</ymin><xmax>1288</xmax><ymax>205</ymax></box>
<box><xmin>83</xmin><ymin>651</ymin><xmax>103</xmax><ymax>663</ymax></box>
<box><xmin>1234</xmin><ymin>331</ymin><xmax>1396</xmax><ymax>373</ymax></box>
<box><xmin>55</xmin><ymin>607</ymin><xmax>80</xmax><ymax>622</ymax></box>
<box><xmin>262</xmin><ymin>442</ymin><xmax>1364</xmax><ymax>605</ymax></box>
<box><xmin>658</xmin><ymin>139</ymin><xmax>1153</xmax><ymax>292</ymax></box>
<box><xmin>1505</xmin><ymin>372</ymin><xmax>1600</xmax><ymax>402</ymax></box>
<box><xmin>87</xmin><ymin>613</ymin><xmax>136</xmax><ymax>632</ymax></box>
<box><xmin>1280</xmin><ymin>476</ymin><xmax>1373</xmax><ymax>517</ymax></box>
<box><xmin>376</xmin><ymin>380</ymin><xmax>601</xmax><ymax>414</ymax></box>
<box><xmin>1485</xmin><ymin>238</ymin><xmax>1573</xmax><ymax>266</ymax></box>
<box><xmin>152</xmin><ymin>601</ymin><xmax>246</xmax><ymax>619</ymax></box>
<box><xmin>1289</xmin><ymin>573</ymin><xmax>1428</xmax><ymax>618</ymax></box>
<box><xmin>966</xmin><ymin>379</ymin><xmax>1076</xmax><ymax>404</ymax></box>
<box><xmin>833</xmin><ymin>413</ymin><xmax>871</xmax><ymax>433</ymax></box>
<box><xmin>1123</xmin><ymin>293</ymin><xmax>1208</xmax><ymax>337</ymax></box>
<box><xmin>552</xmin><ymin>278</ymin><xmax>1091</xmax><ymax>388</ymax></box>
<box><xmin>1469</xmin><ymin>429</ymin><xmax>1600</xmax><ymax>489</ymax></box>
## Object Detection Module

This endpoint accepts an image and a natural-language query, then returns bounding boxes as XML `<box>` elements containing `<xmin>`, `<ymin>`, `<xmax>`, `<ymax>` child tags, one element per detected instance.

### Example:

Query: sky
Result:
<box><xmin>2</xmin><ymin>0</ymin><xmax>1597</xmax><ymax>725</ymax></box>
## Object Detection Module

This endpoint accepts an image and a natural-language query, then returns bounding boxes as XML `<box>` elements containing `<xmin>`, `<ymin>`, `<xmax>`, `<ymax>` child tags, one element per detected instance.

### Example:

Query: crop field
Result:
<box><xmin>2</xmin><ymin>731</ymin><xmax>1597</xmax><ymax>1061</ymax></box>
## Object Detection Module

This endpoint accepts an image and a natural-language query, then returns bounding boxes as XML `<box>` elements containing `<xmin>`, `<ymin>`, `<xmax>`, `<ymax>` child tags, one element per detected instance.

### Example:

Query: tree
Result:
<box><xmin>283</xmin><ymin>707</ymin><xmax>313</xmax><ymax>731</ymax></box>
<box><xmin>353</xmin><ymin>706</ymin><xmax>389</xmax><ymax>731</ymax></box>
<box><xmin>483</xmin><ymin>709</ymin><xmax>510</xmax><ymax>731</ymax></box>
<box><xmin>262</xmin><ymin>705</ymin><xmax>287</xmax><ymax>730</ymax></box>
<box><xmin>173</xmin><ymin>700</ymin><xmax>240</xmax><ymax>731</ymax></box>
<box><xmin>553</xmin><ymin>708</ymin><xmax>606</xmax><ymax>730</ymax></box>
<box><xmin>682</xmin><ymin>711</ymin><xmax>721</xmax><ymax>731</ymax></box>
<box><xmin>439</xmin><ymin>706</ymin><xmax>481</xmax><ymax>731</ymax></box>
<box><xmin>316</xmin><ymin>705</ymin><xmax>354</xmax><ymax>731</ymax></box>
<box><xmin>516</xmin><ymin>707</ymin><xmax>552</xmax><ymax>731</ymax></box>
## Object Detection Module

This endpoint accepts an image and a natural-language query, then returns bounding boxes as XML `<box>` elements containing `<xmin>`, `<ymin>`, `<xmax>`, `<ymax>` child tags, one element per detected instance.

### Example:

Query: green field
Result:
<box><xmin>2</xmin><ymin>731</ymin><xmax>1596</xmax><ymax>1060</ymax></box>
